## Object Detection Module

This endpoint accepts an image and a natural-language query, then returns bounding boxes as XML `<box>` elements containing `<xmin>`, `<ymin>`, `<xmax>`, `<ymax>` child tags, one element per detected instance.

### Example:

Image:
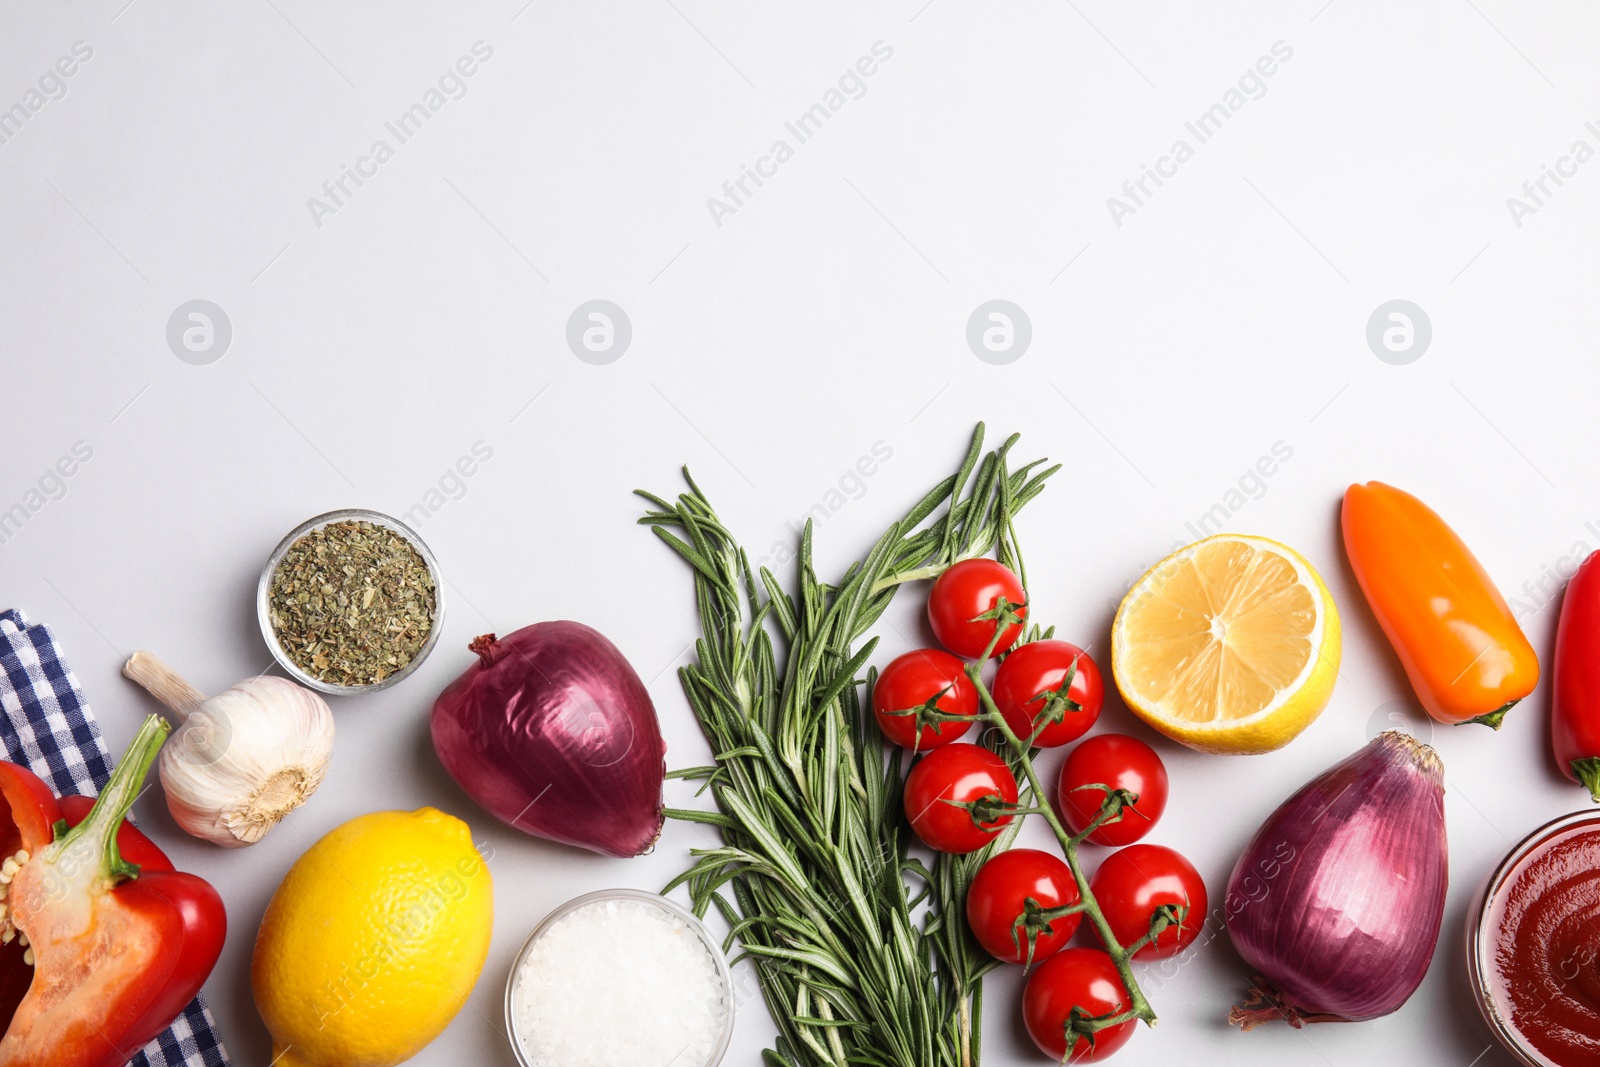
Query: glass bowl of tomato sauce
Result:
<box><xmin>1468</xmin><ymin>809</ymin><xmax>1600</xmax><ymax>1067</ymax></box>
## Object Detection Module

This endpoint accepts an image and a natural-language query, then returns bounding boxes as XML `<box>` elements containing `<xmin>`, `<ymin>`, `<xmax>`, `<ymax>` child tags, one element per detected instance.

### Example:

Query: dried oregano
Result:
<box><xmin>267</xmin><ymin>520</ymin><xmax>436</xmax><ymax>687</ymax></box>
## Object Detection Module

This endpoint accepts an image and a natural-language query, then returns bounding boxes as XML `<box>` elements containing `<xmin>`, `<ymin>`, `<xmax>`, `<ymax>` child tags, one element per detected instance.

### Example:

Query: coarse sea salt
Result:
<box><xmin>511</xmin><ymin>896</ymin><xmax>729</xmax><ymax>1067</ymax></box>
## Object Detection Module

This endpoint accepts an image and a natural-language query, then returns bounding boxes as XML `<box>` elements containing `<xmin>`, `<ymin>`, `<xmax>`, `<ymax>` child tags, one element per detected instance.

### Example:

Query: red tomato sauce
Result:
<box><xmin>1488</xmin><ymin>821</ymin><xmax>1600</xmax><ymax>1066</ymax></box>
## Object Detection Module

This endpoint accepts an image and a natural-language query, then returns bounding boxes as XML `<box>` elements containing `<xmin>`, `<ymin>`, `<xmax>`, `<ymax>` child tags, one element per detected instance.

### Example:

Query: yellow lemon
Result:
<box><xmin>1112</xmin><ymin>534</ymin><xmax>1340</xmax><ymax>755</ymax></box>
<box><xmin>252</xmin><ymin>807</ymin><xmax>493</xmax><ymax>1067</ymax></box>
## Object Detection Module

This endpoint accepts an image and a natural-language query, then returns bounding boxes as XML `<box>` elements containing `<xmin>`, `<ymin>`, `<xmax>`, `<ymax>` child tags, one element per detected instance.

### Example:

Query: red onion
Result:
<box><xmin>430</xmin><ymin>622</ymin><xmax>666</xmax><ymax>858</ymax></box>
<box><xmin>1226</xmin><ymin>731</ymin><xmax>1447</xmax><ymax>1028</ymax></box>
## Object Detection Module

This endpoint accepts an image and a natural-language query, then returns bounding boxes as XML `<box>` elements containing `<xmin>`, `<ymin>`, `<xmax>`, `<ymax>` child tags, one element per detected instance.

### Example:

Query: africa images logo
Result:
<box><xmin>706</xmin><ymin>41</ymin><xmax>894</xmax><ymax>228</ymax></box>
<box><xmin>1105</xmin><ymin>41</ymin><xmax>1294</xmax><ymax>228</ymax></box>
<box><xmin>305</xmin><ymin>42</ymin><xmax>494</xmax><ymax>228</ymax></box>
<box><xmin>1504</xmin><ymin>118</ymin><xmax>1600</xmax><ymax>229</ymax></box>
<box><xmin>0</xmin><ymin>41</ymin><xmax>93</xmax><ymax>148</ymax></box>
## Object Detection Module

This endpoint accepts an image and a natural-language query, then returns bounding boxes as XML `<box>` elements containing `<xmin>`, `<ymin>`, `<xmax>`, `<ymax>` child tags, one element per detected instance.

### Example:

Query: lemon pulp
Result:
<box><xmin>1113</xmin><ymin>535</ymin><xmax>1339</xmax><ymax>754</ymax></box>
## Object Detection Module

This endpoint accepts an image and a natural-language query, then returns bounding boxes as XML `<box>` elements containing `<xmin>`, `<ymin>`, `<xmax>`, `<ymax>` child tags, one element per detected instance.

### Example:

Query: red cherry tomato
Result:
<box><xmin>993</xmin><ymin>641</ymin><xmax>1104</xmax><ymax>748</ymax></box>
<box><xmin>1089</xmin><ymin>844</ymin><xmax>1208</xmax><ymax>960</ymax></box>
<box><xmin>871</xmin><ymin>649</ymin><xmax>977</xmax><ymax>750</ymax></box>
<box><xmin>1057</xmin><ymin>734</ymin><xmax>1167</xmax><ymax>846</ymax></box>
<box><xmin>965</xmin><ymin>848</ymin><xmax>1081</xmax><ymax>965</ymax></box>
<box><xmin>927</xmin><ymin>559</ymin><xmax>1027</xmax><ymax>659</ymax></box>
<box><xmin>903</xmin><ymin>744</ymin><xmax>1018</xmax><ymax>854</ymax></box>
<box><xmin>1023</xmin><ymin>948</ymin><xmax>1136</xmax><ymax>1062</ymax></box>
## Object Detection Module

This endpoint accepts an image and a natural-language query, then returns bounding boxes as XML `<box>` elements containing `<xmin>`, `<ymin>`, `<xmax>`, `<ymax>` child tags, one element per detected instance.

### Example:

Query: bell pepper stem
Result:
<box><xmin>56</xmin><ymin>714</ymin><xmax>171</xmax><ymax>882</ymax></box>
<box><xmin>1572</xmin><ymin>757</ymin><xmax>1600</xmax><ymax>803</ymax></box>
<box><xmin>1466</xmin><ymin>700</ymin><xmax>1516</xmax><ymax>729</ymax></box>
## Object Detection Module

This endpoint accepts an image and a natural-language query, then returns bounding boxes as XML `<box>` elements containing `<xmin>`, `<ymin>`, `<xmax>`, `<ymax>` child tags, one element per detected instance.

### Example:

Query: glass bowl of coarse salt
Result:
<box><xmin>505</xmin><ymin>889</ymin><xmax>735</xmax><ymax>1067</ymax></box>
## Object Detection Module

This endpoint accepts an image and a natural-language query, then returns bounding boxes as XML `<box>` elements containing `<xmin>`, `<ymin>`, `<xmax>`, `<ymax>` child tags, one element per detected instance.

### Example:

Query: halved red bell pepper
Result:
<box><xmin>1554</xmin><ymin>550</ymin><xmax>1600</xmax><ymax>801</ymax></box>
<box><xmin>0</xmin><ymin>714</ymin><xmax>227</xmax><ymax>1067</ymax></box>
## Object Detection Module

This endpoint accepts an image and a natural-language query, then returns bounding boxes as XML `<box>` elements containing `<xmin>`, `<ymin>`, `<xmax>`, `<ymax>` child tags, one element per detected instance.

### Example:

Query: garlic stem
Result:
<box><xmin>123</xmin><ymin>652</ymin><xmax>207</xmax><ymax>722</ymax></box>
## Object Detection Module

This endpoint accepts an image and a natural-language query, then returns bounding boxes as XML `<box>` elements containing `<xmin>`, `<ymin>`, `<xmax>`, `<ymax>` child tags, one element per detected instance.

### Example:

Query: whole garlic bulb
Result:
<box><xmin>123</xmin><ymin>651</ymin><xmax>335</xmax><ymax>847</ymax></box>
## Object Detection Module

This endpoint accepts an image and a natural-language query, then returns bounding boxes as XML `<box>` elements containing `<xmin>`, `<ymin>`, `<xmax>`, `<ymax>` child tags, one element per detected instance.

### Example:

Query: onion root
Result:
<box><xmin>1229</xmin><ymin>978</ymin><xmax>1352</xmax><ymax>1030</ymax></box>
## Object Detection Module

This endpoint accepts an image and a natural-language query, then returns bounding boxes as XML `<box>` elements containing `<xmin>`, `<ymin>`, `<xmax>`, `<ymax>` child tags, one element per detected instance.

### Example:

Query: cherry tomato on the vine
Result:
<box><xmin>965</xmin><ymin>848</ymin><xmax>1080</xmax><ymax>965</ymax></box>
<box><xmin>871</xmin><ymin>649</ymin><xmax>977</xmax><ymax>750</ymax></box>
<box><xmin>1089</xmin><ymin>844</ymin><xmax>1208</xmax><ymax>960</ymax></box>
<box><xmin>1057</xmin><ymin>734</ymin><xmax>1167</xmax><ymax>846</ymax></box>
<box><xmin>927</xmin><ymin>559</ymin><xmax>1027</xmax><ymax>659</ymax></box>
<box><xmin>1023</xmin><ymin>948</ymin><xmax>1136</xmax><ymax>1062</ymax></box>
<box><xmin>993</xmin><ymin>640</ymin><xmax>1104</xmax><ymax>748</ymax></box>
<box><xmin>903</xmin><ymin>744</ymin><xmax>1018</xmax><ymax>854</ymax></box>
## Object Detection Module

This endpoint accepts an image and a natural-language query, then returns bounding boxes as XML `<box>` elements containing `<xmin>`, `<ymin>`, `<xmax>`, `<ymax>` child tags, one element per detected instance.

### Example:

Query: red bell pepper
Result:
<box><xmin>0</xmin><ymin>714</ymin><xmax>226</xmax><ymax>1067</ymax></box>
<box><xmin>1555</xmin><ymin>551</ymin><xmax>1600</xmax><ymax>802</ymax></box>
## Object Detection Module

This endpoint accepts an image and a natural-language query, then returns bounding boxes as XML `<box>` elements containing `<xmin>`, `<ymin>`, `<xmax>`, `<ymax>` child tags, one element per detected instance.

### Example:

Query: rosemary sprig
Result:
<box><xmin>640</xmin><ymin>425</ymin><xmax>1057</xmax><ymax>1067</ymax></box>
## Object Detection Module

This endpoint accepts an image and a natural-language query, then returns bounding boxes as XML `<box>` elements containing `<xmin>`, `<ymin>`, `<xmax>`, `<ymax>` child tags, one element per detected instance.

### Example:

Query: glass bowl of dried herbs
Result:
<box><xmin>257</xmin><ymin>509</ymin><xmax>445</xmax><ymax>695</ymax></box>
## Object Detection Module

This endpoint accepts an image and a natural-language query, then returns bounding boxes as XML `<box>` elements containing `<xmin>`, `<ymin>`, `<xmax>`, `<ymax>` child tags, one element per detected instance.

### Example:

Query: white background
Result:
<box><xmin>0</xmin><ymin>1</ymin><xmax>1593</xmax><ymax>1065</ymax></box>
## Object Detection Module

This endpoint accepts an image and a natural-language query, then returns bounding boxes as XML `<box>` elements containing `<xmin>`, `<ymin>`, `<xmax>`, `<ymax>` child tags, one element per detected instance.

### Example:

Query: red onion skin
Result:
<box><xmin>430</xmin><ymin>622</ymin><xmax>667</xmax><ymax>858</ymax></box>
<box><xmin>1226</xmin><ymin>731</ymin><xmax>1447</xmax><ymax>1026</ymax></box>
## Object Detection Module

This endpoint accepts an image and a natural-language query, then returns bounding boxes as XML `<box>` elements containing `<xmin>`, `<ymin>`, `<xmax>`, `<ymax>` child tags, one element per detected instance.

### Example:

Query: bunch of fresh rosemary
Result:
<box><xmin>639</xmin><ymin>426</ymin><xmax>1059</xmax><ymax>1067</ymax></box>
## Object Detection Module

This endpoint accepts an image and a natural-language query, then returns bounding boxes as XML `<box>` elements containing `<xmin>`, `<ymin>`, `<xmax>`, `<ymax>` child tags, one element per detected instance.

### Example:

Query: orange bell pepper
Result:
<box><xmin>1341</xmin><ymin>481</ymin><xmax>1538</xmax><ymax>728</ymax></box>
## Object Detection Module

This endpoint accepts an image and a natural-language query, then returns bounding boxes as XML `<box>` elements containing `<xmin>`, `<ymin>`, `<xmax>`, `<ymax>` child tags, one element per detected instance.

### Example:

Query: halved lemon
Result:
<box><xmin>1111</xmin><ymin>534</ymin><xmax>1340</xmax><ymax>755</ymax></box>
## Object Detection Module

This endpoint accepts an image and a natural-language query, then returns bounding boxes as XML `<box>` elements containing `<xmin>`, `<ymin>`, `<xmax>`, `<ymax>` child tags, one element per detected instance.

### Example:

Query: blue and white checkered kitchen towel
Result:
<box><xmin>0</xmin><ymin>609</ymin><xmax>231</xmax><ymax>1067</ymax></box>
